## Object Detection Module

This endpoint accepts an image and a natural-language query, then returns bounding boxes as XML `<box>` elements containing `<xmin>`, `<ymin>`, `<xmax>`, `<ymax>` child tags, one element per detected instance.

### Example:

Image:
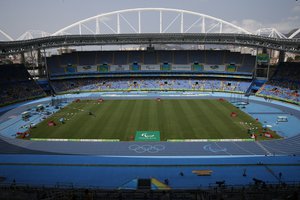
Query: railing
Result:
<box><xmin>0</xmin><ymin>181</ymin><xmax>300</xmax><ymax>200</ymax></box>
<box><xmin>1</xmin><ymin>180</ymin><xmax>299</xmax><ymax>191</ymax></box>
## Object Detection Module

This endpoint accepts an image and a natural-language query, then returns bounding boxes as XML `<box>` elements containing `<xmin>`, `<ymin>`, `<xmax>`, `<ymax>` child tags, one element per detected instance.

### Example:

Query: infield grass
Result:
<box><xmin>29</xmin><ymin>99</ymin><xmax>279</xmax><ymax>141</ymax></box>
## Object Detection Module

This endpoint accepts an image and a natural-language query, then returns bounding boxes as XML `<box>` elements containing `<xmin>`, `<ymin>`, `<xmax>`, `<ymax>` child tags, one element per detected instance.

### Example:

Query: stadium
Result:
<box><xmin>0</xmin><ymin>4</ymin><xmax>300</xmax><ymax>200</ymax></box>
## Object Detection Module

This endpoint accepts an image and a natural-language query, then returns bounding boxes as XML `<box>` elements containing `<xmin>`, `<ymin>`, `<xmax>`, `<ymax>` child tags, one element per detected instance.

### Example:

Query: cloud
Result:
<box><xmin>231</xmin><ymin>19</ymin><xmax>263</xmax><ymax>33</ymax></box>
<box><xmin>271</xmin><ymin>16</ymin><xmax>300</xmax><ymax>33</ymax></box>
<box><xmin>232</xmin><ymin>16</ymin><xmax>300</xmax><ymax>34</ymax></box>
<box><xmin>287</xmin><ymin>16</ymin><xmax>299</xmax><ymax>21</ymax></box>
<box><xmin>292</xmin><ymin>5</ymin><xmax>300</xmax><ymax>12</ymax></box>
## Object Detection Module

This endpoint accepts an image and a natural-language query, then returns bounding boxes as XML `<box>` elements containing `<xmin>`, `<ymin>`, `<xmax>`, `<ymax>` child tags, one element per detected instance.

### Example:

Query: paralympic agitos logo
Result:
<box><xmin>141</xmin><ymin>133</ymin><xmax>155</xmax><ymax>138</ymax></box>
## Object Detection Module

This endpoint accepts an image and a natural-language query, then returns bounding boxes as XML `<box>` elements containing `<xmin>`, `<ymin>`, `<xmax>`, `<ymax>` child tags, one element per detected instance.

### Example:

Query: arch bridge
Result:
<box><xmin>0</xmin><ymin>8</ymin><xmax>300</xmax><ymax>54</ymax></box>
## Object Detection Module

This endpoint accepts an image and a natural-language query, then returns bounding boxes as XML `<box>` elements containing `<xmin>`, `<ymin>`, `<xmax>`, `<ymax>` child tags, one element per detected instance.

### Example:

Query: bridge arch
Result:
<box><xmin>0</xmin><ymin>29</ymin><xmax>14</xmax><ymax>41</ymax></box>
<box><xmin>17</xmin><ymin>30</ymin><xmax>51</xmax><ymax>40</ymax></box>
<box><xmin>255</xmin><ymin>28</ymin><xmax>287</xmax><ymax>39</ymax></box>
<box><xmin>289</xmin><ymin>28</ymin><xmax>300</xmax><ymax>39</ymax></box>
<box><xmin>52</xmin><ymin>8</ymin><xmax>251</xmax><ymax>36</ymax></box>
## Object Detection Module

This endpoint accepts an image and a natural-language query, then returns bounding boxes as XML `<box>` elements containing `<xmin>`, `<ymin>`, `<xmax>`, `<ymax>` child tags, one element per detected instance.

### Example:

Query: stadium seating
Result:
<box><xmin>205</xmin><ymin>50</ymin><xmax>224</xmax><ymax>65</ymax></box>
<box><xmin>78</xmin><ymin>51</ymin><xmax>96</xmax><ymax>65</ymax></box>
<box><xmin>47</xmin><ymin>50</ymin><xmax>256</xmax><ymax>75</ymax></box>
<box><xmin>256</xmin><ymin>63</ymin><xmax>300</xmax><ymax>104</ymax></box>
<box><xmin>157</xmin><ymin>51</ymin><xmax>173</xmax><ymax>63</ymax></box>
<box><xmin>128</xmin><ymin>51</ymin><xmax>143</xmax><ymax>63</ymax></box>
<box><xmin>114</xmin><ymin>51</ymin><xmax>129</xmax><ymax>65</ymax></box>
<box><xmin>188</xmin><ymin>50</ymin><xmax>205</xmax><ymax>63</ymax></box>
<box><xmin>50</xmin><ymin>77</ymin><xmax>251</xmax><ymax>93</ymax></box>
<box><xmin>47</xmin><ymin>55</ymin><xmax>65</xmax><ymax>74</ymax></box>
<box><xmin>0</xmin><ymin>50</ymin><xmax>256</xmax><ymax>106</ymax></box>
<box><xmin>227</xmin><ymin>51</ymin><xmax>246</xmax><ymax>64</ymax></box>
<box><xmin>143</xmin><ymin>51</ymin><xmax>157</xmax><ymax>64</ymax></box>
<box><xmin>0</xmin><ymin>64</ymin><xmax>46</xmax><ymax>106</ymax></box>
<box><xmin>96</xmin><ymin>51</ymin><xmax>114</xmax><ymax>64</ymax></box>
<box><xmin>59</xmin><ymin>52</ymin><xmax>78</xmax><ymax>66</ymax></box>
<box><xmin>173</xmin><ymin>50</ymin><xmax>188</xmax><ymax>64</ymax></box>
<box><xmin>239</xmin><ymin>54</ymin><xmax>256</xmax><ymax>73</ymax></box>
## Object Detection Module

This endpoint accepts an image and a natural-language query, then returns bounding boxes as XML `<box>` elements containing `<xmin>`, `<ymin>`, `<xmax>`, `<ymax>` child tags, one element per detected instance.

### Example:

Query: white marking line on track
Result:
<box><xmin>231</xmin><ymin>142</ymin><xmax>256</xmax><ymax>155</ymax></box>
<box><xmin>256</xmin><ymin>141</ymin><xmax>273</xmax><ymax>155</ymax></box>
<box><xmin>257</xmin><ymin>143</ymin><xmax>289</xmax><ymax>155</ymax></box>
<box><xmin>214</xmin><ymin>142</ymin><xmax>232</xmax><ymax>155</ymax></box>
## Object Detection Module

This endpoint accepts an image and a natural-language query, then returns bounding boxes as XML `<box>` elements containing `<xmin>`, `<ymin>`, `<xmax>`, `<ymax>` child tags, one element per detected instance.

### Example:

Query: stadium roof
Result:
<box><xmin>1</xmin><ymin>33</ymin><xmax>300</xmax><ymax>55</ymax></box>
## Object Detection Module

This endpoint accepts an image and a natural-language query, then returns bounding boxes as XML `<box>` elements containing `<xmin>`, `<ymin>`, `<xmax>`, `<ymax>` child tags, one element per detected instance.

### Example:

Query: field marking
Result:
<box><xmin>257</xmin><ymin>142</ymin><xmax>289</xmax><ymax>155</ymax></box>
<box><xmin>128</xmin><ymin>144</ymin><xmax>165</xmax><ymax>153</ymax></box>
<box><xmin>214</xmin><ymin>142</ymin><xmax>232</xmax><ymax>155</ymax></box>
<box><xmin>255</xmin><ymin>141</ymin><xmax>273</xmax><ymax>155</ymax></box>
<box><xmin>203</xmin><ymin>144</ymin><xmax>227</xmax><ymax>153</ymax></box>
<box><xmin>231</xmin><ymin>142</ymin><xmax>256</xmax><ymax>155</ymax></box>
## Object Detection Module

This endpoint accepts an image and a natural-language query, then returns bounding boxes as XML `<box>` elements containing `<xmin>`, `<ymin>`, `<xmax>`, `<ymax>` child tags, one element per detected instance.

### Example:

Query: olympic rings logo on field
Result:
<box><xmin>128</xmin><ymin>144</ymin><xmax>165</xmax><ymax>153</ymax></box>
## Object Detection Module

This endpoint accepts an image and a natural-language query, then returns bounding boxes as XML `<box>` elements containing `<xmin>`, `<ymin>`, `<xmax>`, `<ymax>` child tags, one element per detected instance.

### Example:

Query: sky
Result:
<box><xmin>0</xmin><ymin>0</ymin><xmax>300</xmax><ymax>40</ymax></box>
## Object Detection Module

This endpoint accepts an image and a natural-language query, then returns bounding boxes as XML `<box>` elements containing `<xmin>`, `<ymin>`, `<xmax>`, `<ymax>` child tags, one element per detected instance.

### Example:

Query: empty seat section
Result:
<box><xmin>47</xmin><ymin>56</ymin><xmax>65</xmax><ymax>75</ymax></box>
<box><xmin>173</xmin><ymin>51</ymin><xmax>188</xmax><ymax>64</ymax></box>
<box><xmin>59</xmin><ymin>53</ymin><xmax>78</xmax><ymax>65</ymax></box>
<box><xmin>96</xmin><ymin>51</ymin><xmax>113</xmax><ymax>64</ymax></box>
<box><xmin>157</xmin><ymin>51</ymin><xmax>173</xmax><ymax>63</ymax></box>
<box><xmin>78</xmin><ymin>51</ymin><xmax>96</xmax><ymax>65</ymax></box>
<box><xmin>128</xmin><ymin>51</ymin><xmax>143</xmax><ymax>63</ymax></box>
<box><xmin>143</xmin><ymin>52</ymin><xmax>157</xmax><ymax>64</ymax></box>
<box><xmin>205</xmin><ymin>50</ymin><xmax>224</xmax><ymax>65</ymax></box>
<box><xmin>113</xmin><ymin>51</ymin><xmax>128</xmax><ymax>65</ymax></box>
<box><xmin>188</xmin><ymin>51</ymin><xmax>205</xmax><ymax>63</ymax></box>
<box><xmin>239</xmin><ymin>54</ymin><xmax>255</xmax><ymax>73</ymax></box>
<box><xmin>225</xmin><ymin>51</ymin><xmax>243</xmax><ymax>64</ymax></box>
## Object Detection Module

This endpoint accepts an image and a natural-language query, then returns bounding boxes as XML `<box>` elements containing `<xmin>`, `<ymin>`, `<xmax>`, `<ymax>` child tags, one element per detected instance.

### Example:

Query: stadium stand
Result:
<box><xmin>96</xmin><ymin>51</ymin><xmax>114</xmax><ymax>64</ymax></box>
<box><xmin>239</xmin><ymin>54</ymin><xmax>256</xmax><ymax>73</ymax></box>
<box><xmin>0</xmin><ymin>64</ymin><xmax>46</xmax><ymax>106</ymax></box>
<box><xmin>173</xmin><ymin>50</ymin><xmax>188</xmax><ymax>64</ymax></box>
<box><xmin>128</xmin><ymin>51</ymin><xmax>143</xmax><ymax>63</ymax></box>
<box><xmin>78</xmin><ymin>51</ymin><xmax>97</xmax><ymax>65</ymax></box>
<box><xmin>59</xmin><ymin>52</ymin><xmax>78</xmax><ymax>66</ymax></box>
<box><xmin>188</xmin><ymin>50</ymin><xmax>205</xmax><ymax>64</ymax></box>
<box><xmin>224</xmin><ymin>51</ymin><xmax>243</xmax><ymax>64</ymax></box>
<box><xmin>205</xmin><ymin>50</ymin><xmax>224</xmax><ymax>65</ymax></box>
<box><xmin>47</xmin><ymin>50</ymin><xmax>256</xmax><ymax>76</ymax></box>
<box><xmin>256</xmin><ymin>62</ymin><xmax>300</xmax><ymax>104</ymax></box>
<box><xmin>114</xmin><ymin>51</ymin><xmax>129</xmax><ymax>65</ymax></box>
<box><xmin>47</xmin><ymin>55</ymin><xmax>65</xmax><ymax>74</ymax></box>
<box><xmin>50</xmin><ymin>77</ymin><xmax>252</xmax><ymax>94</ymax></box>
<box><xmin>158</xmin><ymin>51</ymin><xmax>173</xmax><ymax>64</ymax></box>
<box><xmin>45</xmin><ymin>49</ymin><xmax>255</xmax><ymax>96</ymax></box>
<box><xmin>143</xmin><ymin>51</ymin><xmax>157</xmax><ymax>64</ymax></box>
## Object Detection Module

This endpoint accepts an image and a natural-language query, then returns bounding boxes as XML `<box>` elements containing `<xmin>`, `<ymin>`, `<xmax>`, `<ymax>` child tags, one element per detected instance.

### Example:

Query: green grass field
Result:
<box><xmin>29</xmin><ymin>99</ymin><xmax>279</xmax><ymax>141</ymax></box>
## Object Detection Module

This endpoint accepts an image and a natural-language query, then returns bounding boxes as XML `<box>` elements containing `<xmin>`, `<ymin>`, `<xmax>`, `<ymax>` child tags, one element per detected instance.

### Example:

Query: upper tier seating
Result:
<box><xmin>47</xmin><ymin>50</ymin><xmax>256</xmax><ymax>75</ymax></box>
<box><xmin>0</xmin><ymin>64</ymin><xmax>46</xmax><ymax>106</ymax></box>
